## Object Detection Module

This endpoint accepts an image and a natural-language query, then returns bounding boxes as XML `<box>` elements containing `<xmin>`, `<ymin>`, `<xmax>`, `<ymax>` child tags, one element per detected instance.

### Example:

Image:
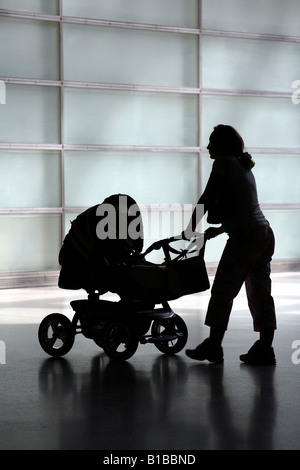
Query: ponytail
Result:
<box><xmin>239</xmin><ymin>151</ymin><xmax>255</xmax><ymax>170</ymax></box>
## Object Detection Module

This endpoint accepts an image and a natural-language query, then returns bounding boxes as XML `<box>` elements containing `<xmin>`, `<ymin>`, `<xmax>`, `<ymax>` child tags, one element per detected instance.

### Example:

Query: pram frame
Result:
<box><xmin>38</xmin><ymin>236</ymin><xmax>207</xmax><ymax>361</ymax></box>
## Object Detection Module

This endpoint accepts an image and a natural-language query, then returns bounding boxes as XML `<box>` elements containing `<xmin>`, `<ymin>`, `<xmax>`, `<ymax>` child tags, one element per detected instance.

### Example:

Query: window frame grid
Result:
<box><xmin>0</xmin><ymin>0</ymin><xmax>299</xmax><ymax>279</ymax></box>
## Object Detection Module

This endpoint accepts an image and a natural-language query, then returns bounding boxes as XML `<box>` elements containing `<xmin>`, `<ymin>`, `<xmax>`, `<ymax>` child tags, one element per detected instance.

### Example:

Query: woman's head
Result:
<box><xmin>208</xmin><ymin>124</ymin><xmax>254</xmax><ymax>169</ymax></box>
<box><xmin>208</xmin><ymin>125</ymin><xmax>244</xmax><ymax>158</ymax></box>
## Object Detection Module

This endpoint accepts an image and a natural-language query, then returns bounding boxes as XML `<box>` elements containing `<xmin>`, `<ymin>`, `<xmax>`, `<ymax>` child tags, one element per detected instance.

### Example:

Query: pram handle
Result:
<box><xmin>142</xmin><ymin>232</ymin><xmax>206</xmax><ymax>262</ymax></box>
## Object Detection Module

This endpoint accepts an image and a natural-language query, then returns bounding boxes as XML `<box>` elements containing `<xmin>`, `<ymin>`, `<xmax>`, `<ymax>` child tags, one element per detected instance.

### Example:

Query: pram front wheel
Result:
<box><xmin>151</xmin><ymin>314</ymin><xmax>188</xmax><ymax>355</ymax></box>
<box><xmin>102</xmin><ymin>321</ymin><xmax>139</xmax><ymax>360</ymax></box>
<box><xmin>38</xmin><ymin>313</ymin><xmax>75</xmax><ymax>357</ymax></box>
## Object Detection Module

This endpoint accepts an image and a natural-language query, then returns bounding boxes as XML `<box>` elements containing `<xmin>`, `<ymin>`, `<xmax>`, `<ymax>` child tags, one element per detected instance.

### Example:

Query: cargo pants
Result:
<box><xmin>205</xmin><ymin>223</ymin><xmax>276</xmax><ymax>332</ymax></box>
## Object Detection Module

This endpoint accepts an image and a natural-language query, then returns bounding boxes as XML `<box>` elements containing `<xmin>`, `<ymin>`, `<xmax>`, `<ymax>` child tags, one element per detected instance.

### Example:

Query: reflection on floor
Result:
<box><xmin>0</xmin><ymin>272</ymin><xmax>300</xmax><ymax>450</ymax></box>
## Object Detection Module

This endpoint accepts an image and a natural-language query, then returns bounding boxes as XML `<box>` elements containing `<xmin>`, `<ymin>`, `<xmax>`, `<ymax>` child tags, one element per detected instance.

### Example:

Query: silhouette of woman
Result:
<box><xmin>185</xmin><ymin>125</ymin><xmax>276</xmax><ymax>365</ymax></box>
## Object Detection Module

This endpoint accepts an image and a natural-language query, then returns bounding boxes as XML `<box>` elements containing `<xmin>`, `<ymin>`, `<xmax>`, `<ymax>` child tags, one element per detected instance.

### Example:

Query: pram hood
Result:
<box><xmin>58</xmin><ymin>194</ymin><xmax>144</xmax><ymax>292</ymax></box>
<box><xmin>67</xmin><ymin>194</ymin><xmax>144</xmax><ymax>263</ymax></box>
<box><xmin>97</xmin><ymin>194</ymin><xmax>144</xmax><ymax>253</ymax></box>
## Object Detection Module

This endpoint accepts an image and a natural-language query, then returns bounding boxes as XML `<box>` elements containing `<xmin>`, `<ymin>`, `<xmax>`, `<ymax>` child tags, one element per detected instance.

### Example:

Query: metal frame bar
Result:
<box><xmin>62</xmin><ymin>15</ymin><xmax>200</xmax><ymax>35</ymax></box>
<box><xmin>0</xmin><ymin>9</ymin><xmax>60</xmax><ymax>22</ymax></box>
<box><xmin>197</xmin><ymin>0</ymin><xmax>203</xmax><ymax>203</ymax></box>
<box><xmin>1</xmin><ymin>9</ymin><xmax>300</xmax><ymax>43</ymax></box>
<box><xmin>2</xmin><ymin>202</ymin><xmax>300</xmax><ymax>216</ymax></box>
<box><xmin>62</xmin><ymin>81</ymin><xmax>200</xmax><ymax>94</ymax></box>
<box><xmin>1</xmin><ymin>143</ymin><xmax>299</xmax><ymax>155</ymax></box>
<box><xmin>202</xmin><ymin>28</ymin><xmax>300</xmax><ymax>44</ymax></box>
<box><xmin>0</xmin><ymin>208</ymin><xmax>63</xmax><ymax>214</ymax></box>
<box><xmin>58</xmin><ymin>0</ymin><xmax>66</xmax><ymax>242</ymax></box>
<box><xmin>1</xmin><ymin>75</ymin><xmax>295</xmax><ymax>100</ymax></box>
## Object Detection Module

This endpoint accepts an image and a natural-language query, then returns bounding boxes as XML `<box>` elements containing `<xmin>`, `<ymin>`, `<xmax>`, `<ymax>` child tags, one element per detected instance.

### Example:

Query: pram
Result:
<box><xmin>38</xmin><ymin>194</ymin><xmax>210</xmax><ymax>361</ymax></box>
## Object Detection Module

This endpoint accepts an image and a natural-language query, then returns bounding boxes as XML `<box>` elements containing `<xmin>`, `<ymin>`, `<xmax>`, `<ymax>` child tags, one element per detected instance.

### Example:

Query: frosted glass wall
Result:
<box><xmin>0</xmin><ymin>150</ymin><xmax>61</xmax><ymax>208</ymax></box>
<box><xmin>202</xmin><ymin>0</ymin><xmax>300</xmax><ymax>36</ymax></box>
<box><xmin>0</xmin><ymin>0</ymin><xmax>299</xmax><ymax>280</ymax></box>
<box><xmin>0</xmin><ymin>215</ymin><xmax>61</xmax><ymax>272</ymax></box>
<box><xmin>62</xmin><ymin>0</ymin><xmax>199</xmax><ymax>29</ymax></box>
<box><xmin>0</xmin><ymin>84</ymin><xmax>60</xmax><ymax>144</ymax></box>
<box><xmin>0</xmin><ymin>0</ymin><xmax>59</xmax><ymax>16</ymax></box>
<box><xmin>202</xmin><ymin>36</ymin><xmax>300</xmax><ymax>93</ymax></box>
<box><xmin>63</xmin><ymin>24</ymin><xmax>199</xmax><ymax>87</ymax></box>
<box><xmin>201</xmin><ymin>95</ymin><xmax>300</xmax><ymax>150</ymax></box>
<box><xmin>0</xmin><ymin>17</ymin><xmax>59</xmax><ymax>80</ymax></box>
<box><xmin>64</xmin><ymin>89</ymin><xmax>198</xmax><ymax>147</ymax></box>
<box><xmin>64</xmin><ymin>151</ymin><xmax>198</xmax><ymax>207</ymax></box>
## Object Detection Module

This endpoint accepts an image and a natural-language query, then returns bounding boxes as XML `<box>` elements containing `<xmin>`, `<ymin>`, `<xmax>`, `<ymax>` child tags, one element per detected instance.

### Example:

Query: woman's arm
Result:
<box><xmin>183</xmin><ymin>167</ymin><xmax>221</xmax><ymax>239</ymax></box>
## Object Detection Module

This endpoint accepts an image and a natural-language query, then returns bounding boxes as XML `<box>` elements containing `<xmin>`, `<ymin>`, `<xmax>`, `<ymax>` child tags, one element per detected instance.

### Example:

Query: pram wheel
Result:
<box><xmin>102</xmin><ymin>321</ymin><xmax>139</xmax><ymax>360</ymax></box>
<box><xmin>151</xmin><ymin>314</ymin><xmax>188</xmax><ymax>355</ymax></box>
<box><xmin>38</xmin><ymin>313</ymin><xmax>75</xmax><ymax>357</ymax></box>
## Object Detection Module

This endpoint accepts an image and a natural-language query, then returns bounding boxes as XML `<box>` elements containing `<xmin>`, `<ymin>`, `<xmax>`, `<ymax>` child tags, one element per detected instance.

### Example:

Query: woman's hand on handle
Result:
<box><xmin>204</xmin><ymin>226</ymin><xmax>224</xmax><ymax>240</ymax></box>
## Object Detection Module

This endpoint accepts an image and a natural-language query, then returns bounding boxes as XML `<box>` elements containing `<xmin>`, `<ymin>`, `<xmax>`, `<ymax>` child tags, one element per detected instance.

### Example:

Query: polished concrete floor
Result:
<box><xmin>0</xmin><ymin>272</ymin><xmax>300</xmax><ymax>451</ymax></box>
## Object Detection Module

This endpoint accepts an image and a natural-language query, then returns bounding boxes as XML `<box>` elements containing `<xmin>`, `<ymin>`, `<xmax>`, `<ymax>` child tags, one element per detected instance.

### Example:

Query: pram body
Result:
<box><xmin>38</xmin><ymin>195</ymin><xmax>210</xmax><ymax>361</ymax></box>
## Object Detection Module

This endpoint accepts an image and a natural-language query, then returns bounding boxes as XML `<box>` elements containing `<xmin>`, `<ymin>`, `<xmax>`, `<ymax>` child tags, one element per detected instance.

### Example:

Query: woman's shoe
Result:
<box><xmin>185</xmin><ymin>338</ymin><xmax>223</xmax><ymax>363</ymax></box>
<box><xmin>240</xmin><ymin>340</ymin><xmax>276</xmax><ymax>365</ymax></box>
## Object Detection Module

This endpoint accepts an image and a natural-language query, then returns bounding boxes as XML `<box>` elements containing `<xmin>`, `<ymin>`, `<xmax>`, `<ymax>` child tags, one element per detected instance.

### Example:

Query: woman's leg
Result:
<box><xmin>186</xmin><ymin>234</ymin><xmax>251</xmax><ymax>362</ymax></box>
<box><xmin>205</xmin><ymin>234</ymin><xmax>251</xmax><ymax>331</ymax></box>
<box><xmin>240</xmin><ymin>226</ymin><xmax>277</xmax><ymax>364</ymax></box>
<box><xmin>244</xmin><ymin>227</ymin><xmax>276</xmax><ymax>334</ymax></box>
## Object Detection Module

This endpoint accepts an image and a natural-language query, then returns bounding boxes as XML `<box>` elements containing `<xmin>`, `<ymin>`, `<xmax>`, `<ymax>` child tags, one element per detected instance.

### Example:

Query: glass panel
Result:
<box><xmin>253</xmin><ymin>154</ymin><xmax>300</xmax><ymax>204</ymax></box>
<box><xmin>64</xmin><ymin>151</ymin><xmax>198</xmax><ymax>207</ymax></box>
<box><xmin>64</xmin><ymin>88</ymin><xmax>198</xmax><ymax>147</ymax></box>
<box><xmin>201</xmin><ymin>95</ymin><xmax>300</xmax><ymax>149</ymax></box>
<box><xmin>264</xmin><ymin>209</ymin><xmax>300</xmax><ymax>260</ymax></box>
<box><xmin>0</xmin><ymin>150</ymin><xmax>61</xmax><ymax>208</ymax></box>
<box><xmin>0</xmin><ymin>84</ymin><xmax>60</xmax><ymax>144</ymax></box>
<box><xmin>62</xmin><ymin>0</ymin><xmax>199</xmax><ymax>29</ymax></box>
<box><xmin>0</xmin><ymin>0</ymin><xmax>59</xmax><ymax>15</ymax></box>
<box><xmin>202</xmin><ymin>35</ymin><xmax>300</xmax><ymax>93</ymax></box>
<box><xmin>202</xmin><ymin>0</ymin><xmax>300</xmax><ymax>36</ymax></box>
<box><xmin>63</xmin><ymin>24</ymin><xmax>198</xmax><ymax>88</ymax></box>
<box><xmin>0</xmin><ymin>17</ymin><xmax>59</xmax><ymax>80</ymax></box>
<box><xmin>0</xmin><ymin>214</ymin><xmax>61</xmax><ymax>272</ymax></box>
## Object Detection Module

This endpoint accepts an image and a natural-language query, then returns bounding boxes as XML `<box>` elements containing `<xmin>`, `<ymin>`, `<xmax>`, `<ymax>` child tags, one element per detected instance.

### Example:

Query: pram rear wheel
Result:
<box><xmin>151</xmin><ymin>314</ymin><xmax>188</xmax><ymax>355</ymax></box>
<box><xmin>102</xmin><ymin>322</ymin><xmax>139</xmax><ymax>360</ymax></box>
<box><xmin>38</xmin><ymin>313</ymin><xmax>75</xmax><ymax>357</ymax></box>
